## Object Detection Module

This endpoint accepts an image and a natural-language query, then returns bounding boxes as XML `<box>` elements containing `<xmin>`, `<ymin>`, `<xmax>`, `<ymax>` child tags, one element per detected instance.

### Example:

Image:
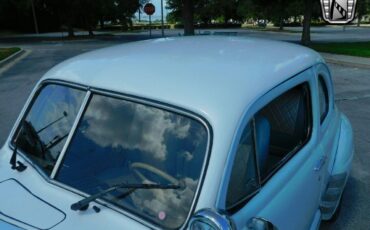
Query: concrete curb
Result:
<box><xmin>0</xmin><ymin>49</ymin><xmax>25</xmax><ymax>69</ymax></box>
<box><xmin>321</xmin><ymin>53</ymin><xmax>370</xmax><ymax>69</ymax></box>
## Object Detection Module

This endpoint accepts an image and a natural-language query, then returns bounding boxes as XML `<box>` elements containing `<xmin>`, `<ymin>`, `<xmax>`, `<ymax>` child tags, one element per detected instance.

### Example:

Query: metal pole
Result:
<box><xmin>161</xmin><ymin>0</ymin><xmax>164</xmax><ymax>37</ymax></box>
<box><xmin>30</xmin><ymin>0</ymin><xmax>39</xmax><ymax>34</ymax></box>
<box><xmin>149</xmin><ymin>15</ymin><xmax>152</xmax><ymax>38</ymax></box>
<box><xmin>138</xmin><ymin>7</ymin><xmax>141</xmax><ymax>22</ymax></box>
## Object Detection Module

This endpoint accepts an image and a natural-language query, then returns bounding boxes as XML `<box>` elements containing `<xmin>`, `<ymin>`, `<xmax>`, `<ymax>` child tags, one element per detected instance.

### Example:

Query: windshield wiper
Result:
<box><xmin>10</xmin><ymin>124</ymin><xmax>27</xmax><ymax>172</ymax></box>
<box><xmin>71</xmin><ymin>183</ymin><xmax>181</xmax><ymax>211</ymax></box>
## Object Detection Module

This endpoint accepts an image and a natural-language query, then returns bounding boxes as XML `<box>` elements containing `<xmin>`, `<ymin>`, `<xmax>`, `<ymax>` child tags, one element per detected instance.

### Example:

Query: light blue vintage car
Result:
<box><xmin>0</xmin><ymin>37</ymin><xmax>353</xmax><ymax>230</ymax></box>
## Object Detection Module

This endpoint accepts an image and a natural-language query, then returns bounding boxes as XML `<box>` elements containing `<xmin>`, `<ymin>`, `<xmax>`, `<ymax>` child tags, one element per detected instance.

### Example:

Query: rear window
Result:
<box><xmin>318</xmin><ymin>76</ymin><xmax>329</xmax><ymax>123</ymax></box>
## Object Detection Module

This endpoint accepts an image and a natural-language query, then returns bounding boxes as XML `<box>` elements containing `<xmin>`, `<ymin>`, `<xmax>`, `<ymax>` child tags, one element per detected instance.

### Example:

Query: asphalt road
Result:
<box><xmin>0</xmin><ymin>38</ymin><xmax>369</xmax><ymax>229</ymax></box>
<box><xmin>320</xmin><ymin>64</ymin><xmax>370</xmax><ymax>230</ymax></box>
<box><xmin>1</xmin><ymin>25</ymin><xmax>370</xmax><ymax>44</ymax></box>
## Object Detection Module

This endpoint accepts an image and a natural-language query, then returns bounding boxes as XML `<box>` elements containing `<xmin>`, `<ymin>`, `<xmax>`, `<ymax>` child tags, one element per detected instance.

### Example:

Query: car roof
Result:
<box><xmin>42</xmin><ymin>36</ymin><xmax>324</xmax><ymax>126</ymax></box>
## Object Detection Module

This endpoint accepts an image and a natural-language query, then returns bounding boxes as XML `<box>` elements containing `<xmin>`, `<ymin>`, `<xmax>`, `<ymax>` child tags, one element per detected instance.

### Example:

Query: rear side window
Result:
<box><xmin>226</xmin><ymin>83</ymin><xmax>312</xmax><ymax>211</ymax></box>
<box><xmin>257</xmin><ymin>83</ymin><xmax>311</xmax><ymax>181</ymax></box>
<box><xmin>318</xmin><ymin>76</ymin><xmax>329</xmax><ymax>123</ymax></box>
<box><xmin>12</xmin><ymin>84</ymin><xmax>86</xmax><ymax>175</ymax></box>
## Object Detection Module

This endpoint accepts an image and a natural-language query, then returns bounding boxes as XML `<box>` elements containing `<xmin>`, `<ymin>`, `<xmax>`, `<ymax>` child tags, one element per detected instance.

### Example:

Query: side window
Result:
<box><xmin>226</xmin><ymin>122</ymin><xmax>259</xmax><ymax>211</ymax></box>
<box><xmin>256</xmin><ymin>83</ymin><xmax>311</xmax><ymax>181</ymax></box>
<box><xmin>226</xmin><ymin>83</ymin><xmax>312</xmax><ymax>211</ymax></box>
<box><xmin>318</xmin><ymin>76</ymin><xmax>329</xmax><ymax>123</ymax></box>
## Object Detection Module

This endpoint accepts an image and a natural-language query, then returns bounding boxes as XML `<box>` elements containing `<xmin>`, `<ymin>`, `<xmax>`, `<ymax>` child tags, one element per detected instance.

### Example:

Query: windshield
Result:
<box><xmin>13</xmin><ymin>84</ymin><xmax>86</xmax><ymax>175</ymax></box>
<box><xmin>55</xmin><ymin>94</ymin><xmax>209</xmax><ymax>229</ymax></box>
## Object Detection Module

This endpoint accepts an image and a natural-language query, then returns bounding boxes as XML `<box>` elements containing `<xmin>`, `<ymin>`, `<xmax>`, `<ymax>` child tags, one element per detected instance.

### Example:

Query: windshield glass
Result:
<box><xmin>55</xmin><ymin>94</ymin><xmax>209</xmax><ymax>229</ymax></box>
<box><xmin>13</xmin><ymin>84</ymin><xmax>86</xmax><ymax>175</ymax></box>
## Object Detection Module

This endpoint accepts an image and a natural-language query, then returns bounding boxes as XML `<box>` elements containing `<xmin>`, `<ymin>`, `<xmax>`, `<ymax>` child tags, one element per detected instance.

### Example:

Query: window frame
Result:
<box><xmin>220</xmin><ymin>69</ymin><xmax>315</xmax><ymax>213</ymax></box>
<box><xmin>259</xmin><ymin>83</ymin><xmax>313</xmax><ymax>184</ymax></box>
<box><xmin>315</xmin><ymin>63</ymin><xmax>334</xmax><ymax>130</ymax></box>
<box><xmin>9</xmin><ymin>81</ymin><xmax>88</xmax><ymax>178</ymax></box>
<box><xmin>318</xmin><ymin>75</ymin><xmax>330</xmax><ymax>124</ymax></box>
<box><xmin>225</xmin><ymin>118</ymin><xmax>262</xmax><ymax>212</ymax></box>
<box><xmin>8</xmin><ymin>79</ymin><xmax>213</xmax><ymax>230</ymax></box>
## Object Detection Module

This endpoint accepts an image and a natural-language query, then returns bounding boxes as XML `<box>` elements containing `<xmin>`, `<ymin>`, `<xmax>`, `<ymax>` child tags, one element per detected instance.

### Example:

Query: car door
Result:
<box><xmin>218</xmin><ymin>69</ymin><xmax>325</xmax><ymax>230</ymax></box>
<box><xmin>314</xmin><ymin>64</ymin><xmax>342</xmax><ymax>210</ymax></box>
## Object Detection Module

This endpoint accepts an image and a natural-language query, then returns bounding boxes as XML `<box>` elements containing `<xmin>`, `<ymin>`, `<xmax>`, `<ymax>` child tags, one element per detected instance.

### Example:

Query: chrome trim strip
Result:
<box><xmin>50</xmin><ymin>91</ymin><xmax>91</xmax><ymax>179</ymax></box>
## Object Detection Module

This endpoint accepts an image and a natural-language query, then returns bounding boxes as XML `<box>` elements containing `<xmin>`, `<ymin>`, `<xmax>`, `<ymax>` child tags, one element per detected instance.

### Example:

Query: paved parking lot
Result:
<box><xmin>0</xmin><ymin>38</ymin><xmax>369</xmax><ymax>229</ymax></box>
<box><xmin>320</xmin><ymin>64</ymin><xmax>370</xmax><ymax>230</ymax></box>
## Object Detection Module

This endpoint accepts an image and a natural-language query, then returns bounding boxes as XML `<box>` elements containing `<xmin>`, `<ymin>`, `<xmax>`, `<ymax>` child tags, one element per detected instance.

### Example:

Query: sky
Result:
<box><xmin>135</xmin><ymin>0</ymin><xmax>169</xmax><ymax>22</ymax></box>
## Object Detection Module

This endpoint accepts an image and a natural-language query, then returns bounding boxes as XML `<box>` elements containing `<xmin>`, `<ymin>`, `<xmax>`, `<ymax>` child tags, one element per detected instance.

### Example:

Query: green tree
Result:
<box><xmin>47</xmin><ymin>0</ymin><xmax>79</xmax><ymax>37</ymax></box>
<box><xmin>0</xmin><ymin>0</ymin><xmax>60</xmax><ymax>33</ymax></box>
<box><xmin>167</xmin><ymin>0</ymin><xmax>195</xmax><ymax>35</ymax></box>
<box><xmin>115</xmin><ymin>0</ymin><xmax>143</xmax><ymax>30</ymax></box>
<box><xmin>212</xmin><ymin>0</ymin><xmax>240</xmax><ymax>23</ymax></box>
<box><xmin>357</xmin><ymin>0</ymin><xmax>370</xmax><ymax>26</ymax></box>
<box><xmin>301</xmin><ymin>0</ymin><xmax>313</xmax><ymax>45</ymax></box>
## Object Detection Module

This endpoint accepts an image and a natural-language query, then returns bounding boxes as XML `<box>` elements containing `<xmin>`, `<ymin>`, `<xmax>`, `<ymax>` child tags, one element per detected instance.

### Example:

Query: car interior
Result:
<box><xmin>256</xmin><ymin>84</ymin><xmax>310</xmax><ymax>181</ymax></box>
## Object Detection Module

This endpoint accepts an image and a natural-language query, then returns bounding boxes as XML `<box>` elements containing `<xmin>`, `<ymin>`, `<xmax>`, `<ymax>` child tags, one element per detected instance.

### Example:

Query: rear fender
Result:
<box><xmin>332</xmin><ymin>113</ymin><xmax>354</xmax><ymax>176</ymax></box>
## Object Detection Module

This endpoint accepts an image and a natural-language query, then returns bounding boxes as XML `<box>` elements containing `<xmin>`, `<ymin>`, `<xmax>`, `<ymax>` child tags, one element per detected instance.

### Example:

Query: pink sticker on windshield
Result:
<box><xmin>158</xmin><ymin>211</ymin><xmax>166</xmax><ymax>220</ymax></box>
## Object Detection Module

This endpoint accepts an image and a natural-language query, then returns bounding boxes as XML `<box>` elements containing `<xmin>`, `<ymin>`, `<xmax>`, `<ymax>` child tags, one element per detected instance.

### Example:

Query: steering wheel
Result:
<box><xmin>130</xmin><ymin>162</ymin><xmax>179</xmax><ymax>185</ymax></box>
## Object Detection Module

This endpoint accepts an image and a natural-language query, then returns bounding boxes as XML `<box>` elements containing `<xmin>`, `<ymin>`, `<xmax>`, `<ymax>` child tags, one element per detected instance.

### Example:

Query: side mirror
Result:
<box><xmin>248</xmin><ymin>217</ymin><xmax>278</xmax><ymax>230</ymax></box>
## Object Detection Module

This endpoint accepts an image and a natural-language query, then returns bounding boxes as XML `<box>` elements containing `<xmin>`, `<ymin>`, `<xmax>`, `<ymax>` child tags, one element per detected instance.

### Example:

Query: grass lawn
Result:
<box><xmin>0</xmin><ymin>47</ymin><xmax>21</xmax><ymax>61</ymax></box>
<box><xmin>309</xmin><ymin>42</ymin><xmax>370</xmax><ymax>58</ymax></box>
<box><xmin>242</xmin><ymin>26</ymin><xmax>300</xmax><ymax>33</ymax></box>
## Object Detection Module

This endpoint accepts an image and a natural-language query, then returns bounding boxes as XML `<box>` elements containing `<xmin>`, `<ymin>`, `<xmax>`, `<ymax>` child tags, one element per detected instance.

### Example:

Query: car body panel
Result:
<box><xmin>0</xmin><ymin>178</ymin><xmax>65</xmax><ymax>229</ymax></box>
<box><xmin>0</xmin><ymin>146</ymin><xmax>150</xmax><ymax>230</ymax></box>
<box><xmin>40</xmin><ymin>37</ymin><xmax>324</xmax><ymax>131</ymax></box>
<box><xmin>220</xmin><ymin>68</ymin><xmax>325</xmax><ymax>230</ymax></box>
<box><xmin>313</xmin><ymin>63</ymin><xmax>342</xmax><ymax>200</ymax></box>
<box><xmin>332</xmin><ymin>114</ymin><xmax>354</xmax><ymax>176</ymax></box>
<box><xmin>0</xmin><ymin>219</ymin><xmax>23</xmax><ymax>230</ymax></box>
<box><xmin>0</xmin><ymin>37</ymin><xmax>353</xmax><ymax>230</ymax></box>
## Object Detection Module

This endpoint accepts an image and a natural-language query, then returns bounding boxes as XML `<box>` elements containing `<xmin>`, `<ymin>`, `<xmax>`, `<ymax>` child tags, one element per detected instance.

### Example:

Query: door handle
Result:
<box><xmin>314</xmin><ymin>156</ymin><xmax>327</xmax><ymax>172</ymax></box>
<box><xmin>248</xmin><ymin>217</ymin><xmax>278</xmax><ymax>230</ymax></box>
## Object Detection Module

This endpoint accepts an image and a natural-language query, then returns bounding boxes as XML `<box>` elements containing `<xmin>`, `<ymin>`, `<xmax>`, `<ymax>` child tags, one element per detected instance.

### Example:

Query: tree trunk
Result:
<box><xmin>279</xmin><ymin>17</ymin><xmax>284</xmax><ymax>30</ymax></box>
<box><xmin>100</xmin><ymin>19</ymin><xmax>104</xmax><ymax>29</ymax></box>
<box><xmin>129</xmin><ymin>19</ymin><xmax>133</xmax><ymax>31</ymax></box>
<box><xmin>67</xmin><ymin>24</ymin><xmax>75</xmax><ymax>38</ymax></box>
<box><xmin>301</xmin><ymin>0</ymin><xmax>313</xmax><ymax>45</ymax></box>
<box><xmin>357</xmin><ymin>13</ymin><xmax>362</xmax><ymax>27</ymax></box>
<box><xmin>183</xmin><ymin>0</ymin><xmax>194</xmax><ymax>36</ymax></box>
<box><xmin>88</xmin><ymin>28</ymin><xmax>94</xmax><ymax>36</ymax></box>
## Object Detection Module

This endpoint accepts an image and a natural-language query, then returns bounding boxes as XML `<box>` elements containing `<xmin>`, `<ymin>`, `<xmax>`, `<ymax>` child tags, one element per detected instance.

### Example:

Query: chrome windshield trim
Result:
<box><xmin>50</xmin><ymin>90</ymin><xmax>91</xmax><ymax>179</ymax></box>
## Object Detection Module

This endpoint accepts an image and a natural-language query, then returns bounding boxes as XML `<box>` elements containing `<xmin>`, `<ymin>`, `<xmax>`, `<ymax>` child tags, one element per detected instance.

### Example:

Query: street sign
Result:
<box><xmin>144</xmin><ymin>3</ymin><xmax>155</xmax><ymax>16</ymax></box>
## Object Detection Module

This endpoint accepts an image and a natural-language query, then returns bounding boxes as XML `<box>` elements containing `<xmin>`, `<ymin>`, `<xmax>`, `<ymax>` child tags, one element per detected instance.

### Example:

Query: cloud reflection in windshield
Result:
<box><xmin>83</xmin><ymin>96</ymin><xmax>191</xmax><ymax>161</ymax></box>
